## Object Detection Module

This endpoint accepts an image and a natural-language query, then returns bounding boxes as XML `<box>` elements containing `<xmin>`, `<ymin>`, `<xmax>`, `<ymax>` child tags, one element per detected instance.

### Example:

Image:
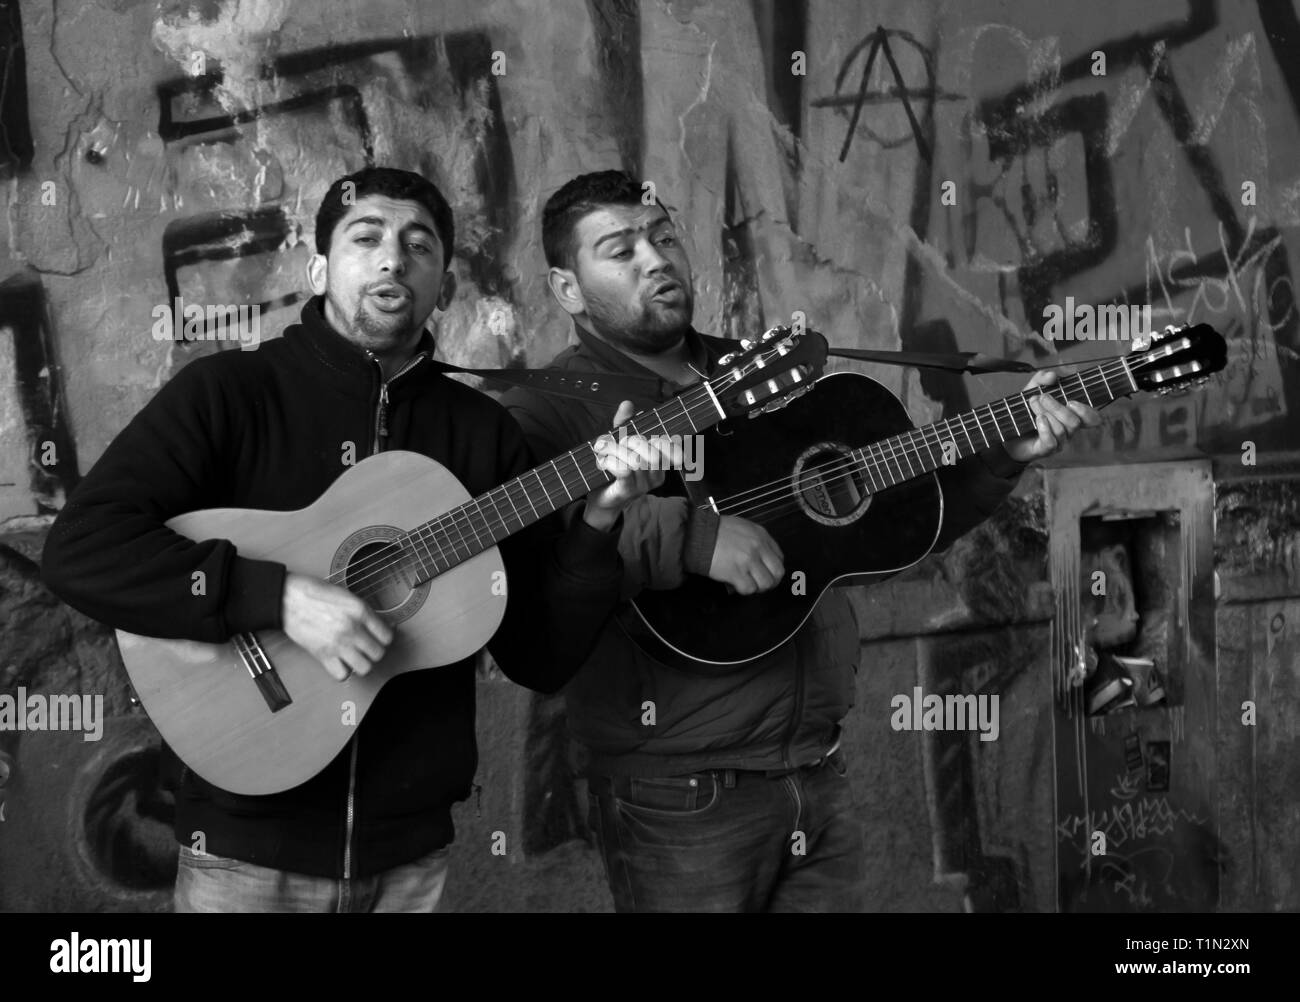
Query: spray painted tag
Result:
<box><xmin>1124</xmin><ymin>733</ymin><xmax>1144</xmax><ymax>775</ymax></box>
<box><xmin>1145</xmin><ymin>740</ymin><xmax>1170</xmax><ymax>792</ymax></box>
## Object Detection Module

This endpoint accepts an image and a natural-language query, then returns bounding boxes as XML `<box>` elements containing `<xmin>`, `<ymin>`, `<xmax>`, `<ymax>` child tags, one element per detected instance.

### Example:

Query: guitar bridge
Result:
<box><xmin>233</xmin><ymin>632</ymin><xmax>292</xmax><ymax>713</ymax></box>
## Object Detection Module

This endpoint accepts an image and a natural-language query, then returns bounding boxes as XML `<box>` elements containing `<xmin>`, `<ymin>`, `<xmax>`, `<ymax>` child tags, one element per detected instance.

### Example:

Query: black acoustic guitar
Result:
<box><xmin>626</xmin><ymin>323</ymin><xmax>1227</xmax><ymax>673</ymax></box>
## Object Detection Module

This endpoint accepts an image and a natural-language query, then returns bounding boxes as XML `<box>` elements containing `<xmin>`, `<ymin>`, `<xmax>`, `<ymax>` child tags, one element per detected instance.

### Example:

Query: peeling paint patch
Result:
<box><xmin>151</xmin><ymin>0</ymin><xmax>293</xmax><ymax>111</ymax></box>
<box><xmin>1216</xmin><ymin>479</ymin><xmax>1300</xmax><ymax>588</ymax></box>
<box><xmin>471</xmin><ymin>295</ymin><xmax>519</xmax><ymax>347</ymax></box>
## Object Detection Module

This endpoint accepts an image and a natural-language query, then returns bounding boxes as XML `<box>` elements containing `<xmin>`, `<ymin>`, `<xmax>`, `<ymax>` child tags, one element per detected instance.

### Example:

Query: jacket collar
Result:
<box><xmin>570</xmin><ymin>324</ymin><xmax>724</xmax><ymax>398</ymax></box>
<box><xmin>285</xmin><ymin>295</ymin><xmax>436</xmax><ymax>399</ymax></box>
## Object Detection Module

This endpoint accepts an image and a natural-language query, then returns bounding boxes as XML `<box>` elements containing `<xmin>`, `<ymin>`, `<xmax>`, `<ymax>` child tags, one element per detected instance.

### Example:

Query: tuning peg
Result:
<box><xmin>719</xmin><ymin>352</ymin><xmax>735</xmax><ymax>365</ymax></box>
<box><xmin>740</xmin><ymin>339</ymin><xmax>753</xmax><ymax>350</ymax></box>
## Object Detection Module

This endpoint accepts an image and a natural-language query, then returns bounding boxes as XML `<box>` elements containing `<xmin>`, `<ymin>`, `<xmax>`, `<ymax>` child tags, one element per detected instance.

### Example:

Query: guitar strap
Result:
<box><xmin>827</xmin><ymin>347</ymin><xmax>1036</xmax><ymax>374</ymax></box>
<box><xmin>428</xmin><ymin>359</ymin><xmax>665</xmax><ymax>406</ymax></box>
<box><xmin>429</xmin><ymin>335</ymin><xmax>1036</xmax><ymax>407</ymax></box>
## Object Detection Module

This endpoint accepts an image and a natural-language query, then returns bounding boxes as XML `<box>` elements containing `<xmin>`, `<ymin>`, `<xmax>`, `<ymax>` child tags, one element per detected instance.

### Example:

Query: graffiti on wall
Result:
<box><xmin>723</xmin><ymin>1</ymin><xmax>1297</xmax><ymax>452</ymax></box>
<box><xmin>153</xmin><ymin>32</ymin><xmax>515</xmax><ymax>351</ymax></box>
<box><xmin>0</xmin><ymin>0</ymin><xmax>33</xmax><ymax>179</ymax></box>
<box><xmin>0</xmin><ymin>273</ymin><xmax>81</xmax><ymax>517</ymax></box>
<box><xmin>941</xmin><ymin>1</ymin><xmax>1293</xmax><ymax>453</ymax></box>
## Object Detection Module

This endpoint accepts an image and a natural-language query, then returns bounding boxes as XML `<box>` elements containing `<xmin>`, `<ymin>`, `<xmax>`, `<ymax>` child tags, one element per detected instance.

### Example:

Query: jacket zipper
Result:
<box><xmin>370</xmin><ymin>353</ymin><xmax>425</xmax><ymax>454</ymax></box>
<box><xmin>343</xmin><ymin>350</ymin><xmax>428</xmax><ymax>879</ymax></box>
<box><xmin>372</xmin><ymin>381</ymin><xmax>390</xmax><ymax>455</ymax></box>
<box><xmin>342</xmin><ymin>737</ymin><xmax>359</xmax><ymax>879</ymax></box>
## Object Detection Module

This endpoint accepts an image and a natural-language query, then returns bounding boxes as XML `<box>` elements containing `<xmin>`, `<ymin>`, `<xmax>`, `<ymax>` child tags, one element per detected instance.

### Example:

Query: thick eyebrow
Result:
<box><xmin>592</xmin><ymin>217</ymin><xmax>674</xmax><ymax>251</ymax></box>
<box><xmin>344</xmin><ymin>216</ymin><xmax>438</xmax><ymax>241</ymax></box>
<box><xmin>592</xmin><ymin>227</ymin><xmax>634</xmax><ymax>251</ymax></box>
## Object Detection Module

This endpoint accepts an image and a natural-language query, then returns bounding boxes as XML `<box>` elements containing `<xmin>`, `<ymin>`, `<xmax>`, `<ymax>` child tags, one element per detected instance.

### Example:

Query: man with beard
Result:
<box><xmin>42</xmin><ymin>166</ymin><xmax>674</xmax><ymax>912</ymax></box>
<box><xmin>502</xmin><ymin>170</ymin><xmax>1099</xmax><ymax>912</ymax></box>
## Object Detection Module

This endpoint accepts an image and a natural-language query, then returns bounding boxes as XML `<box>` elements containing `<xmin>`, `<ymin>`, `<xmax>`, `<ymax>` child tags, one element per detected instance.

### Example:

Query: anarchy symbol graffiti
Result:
<box><xmin>811</xmin><ymin>25</ymin><xmax>963</xmax><ymax>163</ymax></box>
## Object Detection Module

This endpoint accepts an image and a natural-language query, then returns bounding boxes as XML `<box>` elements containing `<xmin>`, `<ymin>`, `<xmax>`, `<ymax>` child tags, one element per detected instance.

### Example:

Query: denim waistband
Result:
<box><xmin>588</xmin><ymin>741</ymin><xmax>843</xmax><ymax>793</ymax></box>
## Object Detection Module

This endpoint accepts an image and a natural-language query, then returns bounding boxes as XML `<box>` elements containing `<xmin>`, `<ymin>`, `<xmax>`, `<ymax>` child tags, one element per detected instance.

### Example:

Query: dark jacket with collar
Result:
<box><xmin>502</xmin><ymin>325</ymin><xmax>1027</xmax><ymax>778</ymax></box>
<box><xmin>41</xmin><ymin>296</ymin><xmax>624</xmax><ymax>878</ymax></box>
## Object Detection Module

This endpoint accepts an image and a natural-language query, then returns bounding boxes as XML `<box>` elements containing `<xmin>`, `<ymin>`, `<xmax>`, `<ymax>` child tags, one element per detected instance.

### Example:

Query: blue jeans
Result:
<box><xmin>173</xmin><ymin>844</ymin><xmax>450</xmax><ymax>913</ymax></box>
<box><xmin>587</xmin><ymin>748</ymin><xmax>866</xmax><ymax>912</ymax></box>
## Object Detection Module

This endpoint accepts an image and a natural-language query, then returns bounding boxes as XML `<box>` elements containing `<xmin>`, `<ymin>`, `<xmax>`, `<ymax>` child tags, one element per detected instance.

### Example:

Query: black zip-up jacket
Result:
<box><xmin>503</xmin><ymin>326</ymin><xmax>1027</xmax><ymax>777</ymax></box>
<box><xmin>41</xmin><ymin>296</ymin><xmax>624</xmax><ymax>878</ymax></box>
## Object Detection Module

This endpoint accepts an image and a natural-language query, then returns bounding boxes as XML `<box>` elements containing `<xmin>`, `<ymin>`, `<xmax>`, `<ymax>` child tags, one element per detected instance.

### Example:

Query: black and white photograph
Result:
<box><xmin>0</xmin><ymin>0</ymin><xmax>1293</xmax><ymax>980</ymax></box>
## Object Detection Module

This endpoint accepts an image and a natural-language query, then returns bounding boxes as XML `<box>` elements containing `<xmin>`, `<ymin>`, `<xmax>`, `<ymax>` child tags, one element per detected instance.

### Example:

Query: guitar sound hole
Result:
<box><xmin>792</xmin><ymin>444</ymin><xmax>871</xmax><ymax>528</ymax></box>
<box><xmin>344</xmin><ymin>539</ymin><xmax>411</xmax><ymax>613</ymax></box>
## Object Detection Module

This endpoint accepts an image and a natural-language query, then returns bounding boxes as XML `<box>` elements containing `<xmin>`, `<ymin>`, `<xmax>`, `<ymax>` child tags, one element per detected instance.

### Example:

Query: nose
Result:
<box><xmin>377</xmin><ymin>234</ymin><xmax>407</xmax><ymax>276</ymax></box>
<box><xmin>639</xmin><ymin>238</ymin><xmax>672</xmax><ymax>276</ymax></box>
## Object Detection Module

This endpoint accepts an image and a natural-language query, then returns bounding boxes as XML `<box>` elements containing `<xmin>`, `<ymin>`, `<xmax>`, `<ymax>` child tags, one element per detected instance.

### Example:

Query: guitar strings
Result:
<box><xmin>323</xmin><ymin>352</ymin><xmax>1126</xmax><ymax>601</ymax></box>
<box><xmin>732</xmin><ymin>342</ymin><xmax>1195</xmax><ymax>526</ymax></box>
<box><xmin>325</xmin><ymin>394</ymin><xmax>716</xmax><ymax>600</ymax></box>
<box><xmin>318</xmin><ymin>443</ymin><xmax>619</xmax><ymax>601</ymax></box>
<box><xmin>705</xmin><ymin>362</ymin><xmax>1133</xmax><ymax>524</ymax></box>
<box><xmin>316</xmin><ymin>344</ymin><xmax>1161</xmax><ymax>603</ymax></box>
<box><xmin>315</xmin><ymin>355</ymin><xmax>761</xmax><ymax>601</ymax></box>
<box><xmin>324</xmin><ymin>452</ymin><xmax>621</xmax><ymax>598</ymax></box>
<box><xmin>715</xmin><ymin>364</ymin><xmax>1127</xmax><ymax>521</ymax></box>
<box><xmin>334</xmin><ymin>336</ymin><xmax>811</xmax><ymax>597</ymax></box>
<box><xmin>765</xmin><ymin>343</ymin><xmax>1180</xmax><ymax>523</ymax></box>
<box><xmin>332</xmin><ymin>359</ymin><xmax>1095</xmax><ymax>602</ymax></box>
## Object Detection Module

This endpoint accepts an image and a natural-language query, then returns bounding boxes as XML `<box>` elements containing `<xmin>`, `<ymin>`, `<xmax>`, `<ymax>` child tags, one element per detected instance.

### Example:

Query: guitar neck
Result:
<box><xmin>398</xmin><ymin>375</ymin><xmax>735</xmax><ymax>582</ymax></box>
<box><xmin>855</xmin><ymin>356</ymin><xmax>1139</xmax><ymax>492</ymax></box>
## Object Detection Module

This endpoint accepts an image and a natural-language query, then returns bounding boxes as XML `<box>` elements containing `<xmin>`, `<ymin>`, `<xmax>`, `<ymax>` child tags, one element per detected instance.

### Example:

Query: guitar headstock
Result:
<box><xmin>712</xmin><ymin>325</ymin><xmax>828</xmax><ymax>418</ymax></box>
<box><xmin>1128</xmin><ymin>323</ymin><xmax>1227</xmax><ymax>395</ymax></box>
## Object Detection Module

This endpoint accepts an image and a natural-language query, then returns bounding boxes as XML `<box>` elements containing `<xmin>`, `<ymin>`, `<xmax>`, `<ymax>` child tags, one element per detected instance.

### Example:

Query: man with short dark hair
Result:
<box><xmin>503</xmin><ymin>169</ymin><xmax>1099</xmax><ymax>912</ymax></box>
<box><xmin>42</xmin><ymin>166</ymin><xmax>669</xmax><ymax>912</ymax></box>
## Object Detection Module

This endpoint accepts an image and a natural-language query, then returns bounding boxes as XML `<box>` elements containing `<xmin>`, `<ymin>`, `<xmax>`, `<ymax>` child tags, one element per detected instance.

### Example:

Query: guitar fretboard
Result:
<box><xmin>849</xmin><ymin>357</ymin><xmax>1137</xmax><ymax>492</ymax></box>
<box><xmin>376</xmin><ymin>345</ymin><xmax>1153</xmax><ymax>586</ymax></box>
<box><xmin>389</xmin><ymin>354</ymin><xmax>771</xmax><ymax>584</ymax></box>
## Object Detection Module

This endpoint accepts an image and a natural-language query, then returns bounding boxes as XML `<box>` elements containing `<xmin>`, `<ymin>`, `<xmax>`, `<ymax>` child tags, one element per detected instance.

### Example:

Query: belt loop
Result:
<box><xmin>721</xmin><ymin>769</ymin><xmax>737</xmax><ymax>790</ymax></box>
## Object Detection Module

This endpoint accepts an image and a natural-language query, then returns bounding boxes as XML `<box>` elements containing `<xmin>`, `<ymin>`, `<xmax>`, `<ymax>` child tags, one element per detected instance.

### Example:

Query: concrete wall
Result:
<box><xmin>1</xmin><ymin>0</ymin><xmax>1296</xmax><ymax>911</ymax></box>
